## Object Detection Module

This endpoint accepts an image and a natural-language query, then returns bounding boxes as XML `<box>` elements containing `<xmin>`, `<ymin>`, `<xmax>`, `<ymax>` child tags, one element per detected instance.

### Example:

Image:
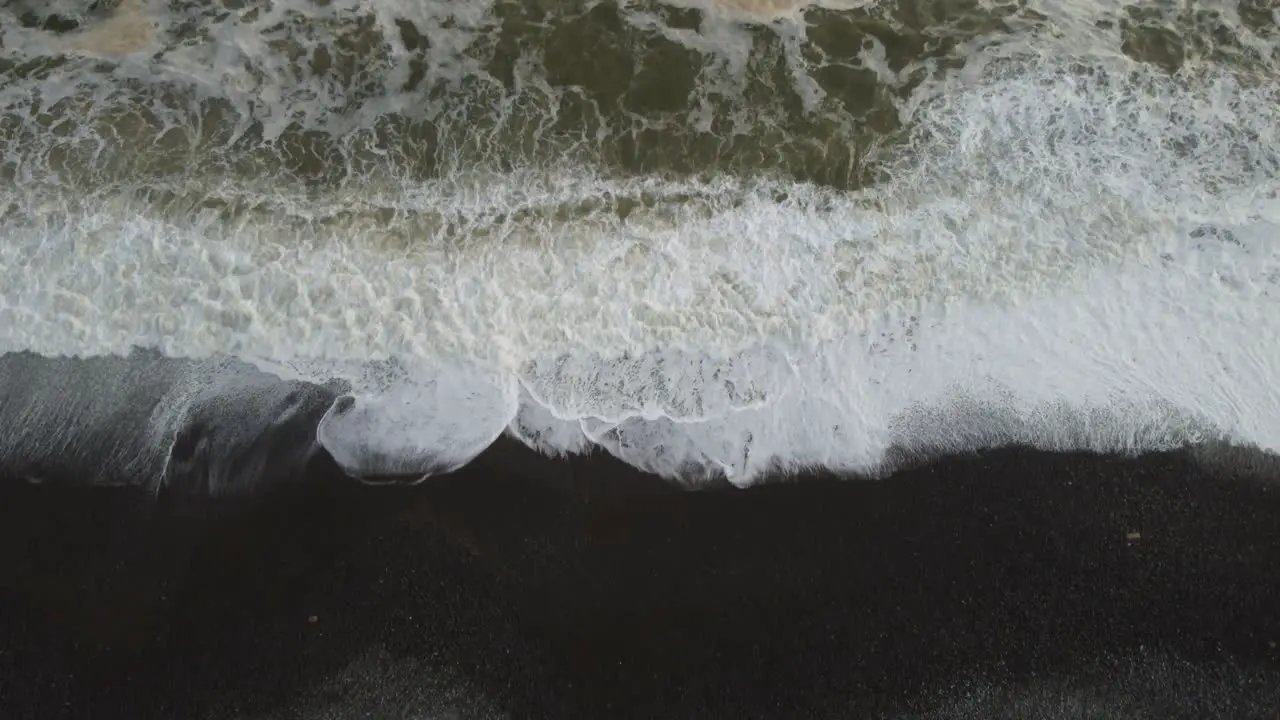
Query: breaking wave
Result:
<box><xmin>1</xmin><ymin>0</ymin><xmax>1277</xmax><ymax>488</ymax></box>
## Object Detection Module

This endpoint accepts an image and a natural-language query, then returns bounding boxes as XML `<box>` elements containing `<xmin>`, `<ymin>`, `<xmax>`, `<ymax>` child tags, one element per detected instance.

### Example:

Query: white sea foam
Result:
<box><xmin>0</xmin><ymin>0</ymin><xmax>1277</xmax><ymax>485</ymax></box>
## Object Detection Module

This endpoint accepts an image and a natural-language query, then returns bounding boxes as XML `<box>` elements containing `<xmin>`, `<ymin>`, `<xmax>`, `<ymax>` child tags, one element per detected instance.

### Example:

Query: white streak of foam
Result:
<box><xmin>655</xmin><ymin>0</ymin><xmax>872</xmax><ymax>23</ymax></box>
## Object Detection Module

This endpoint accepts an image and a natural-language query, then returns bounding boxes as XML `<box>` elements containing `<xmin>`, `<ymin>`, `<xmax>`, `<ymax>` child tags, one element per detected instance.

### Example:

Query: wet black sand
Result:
<box><xmin>1</xmin><ymin>440</ymin><xmax>1279</xmax><ymax>719</ymax></box>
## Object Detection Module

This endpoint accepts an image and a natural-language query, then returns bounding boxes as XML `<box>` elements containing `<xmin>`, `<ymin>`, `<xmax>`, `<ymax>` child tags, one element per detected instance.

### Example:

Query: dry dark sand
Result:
<box><xmin>1</xmin><ymin>439</ymin><xmax>1278</xmax><ymax>719</ymax></box>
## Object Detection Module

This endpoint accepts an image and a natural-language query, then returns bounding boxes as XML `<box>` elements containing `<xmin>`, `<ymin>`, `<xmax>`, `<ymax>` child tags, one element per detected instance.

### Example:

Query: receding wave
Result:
<box><xmin>0</xmin><ymin>349</ymin><xmax>337</xmax><ymax>497</ymax></box>
<box><xmin>1</xmin><ymin>0</ymin><xmax>1277</xmax><ymax>489</ymax></box>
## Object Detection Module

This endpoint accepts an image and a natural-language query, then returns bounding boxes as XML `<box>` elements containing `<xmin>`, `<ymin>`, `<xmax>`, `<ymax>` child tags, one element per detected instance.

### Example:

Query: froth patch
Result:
<box><xmin>64</xmin><ymin>0</ymin><xmax>157</xmax><ymax>58</ymax></box>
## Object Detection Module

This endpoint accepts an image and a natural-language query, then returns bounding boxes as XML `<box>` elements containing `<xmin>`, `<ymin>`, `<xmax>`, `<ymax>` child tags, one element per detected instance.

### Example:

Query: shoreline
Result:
<box><xmin>1</xmin><ymin>439</ymin><xmax>1278</xmax><ymax>718</ymax></box>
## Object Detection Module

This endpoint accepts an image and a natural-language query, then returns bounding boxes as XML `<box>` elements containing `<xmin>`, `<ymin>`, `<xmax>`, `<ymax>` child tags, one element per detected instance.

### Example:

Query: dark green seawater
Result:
<box><xmin>2</xmin><ymin>0</ymin><xmax>1275</xmax><ymax>191</ymax></box>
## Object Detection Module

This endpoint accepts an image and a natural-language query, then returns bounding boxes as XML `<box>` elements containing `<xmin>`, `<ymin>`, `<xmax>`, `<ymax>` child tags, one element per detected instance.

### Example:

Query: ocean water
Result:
<box><xmin>0</xmin><ymin>0</ymin><xmax>1277</xmax><ymax>486</ymax></box>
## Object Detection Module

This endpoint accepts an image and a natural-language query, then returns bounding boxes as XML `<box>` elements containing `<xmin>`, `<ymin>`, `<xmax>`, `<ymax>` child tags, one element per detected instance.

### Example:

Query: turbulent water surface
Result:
<box><xmin>0</xmin><ymin>0</ymin><xmax>1277</xmax><ymax>485</ymax></box>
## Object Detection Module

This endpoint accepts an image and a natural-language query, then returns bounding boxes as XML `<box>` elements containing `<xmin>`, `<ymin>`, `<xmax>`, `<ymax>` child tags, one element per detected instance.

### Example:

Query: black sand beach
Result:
<box><xmin>1</xmin><ymin>440</ymin><xmax>1278</xmax><ymax>719</ymax></box>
